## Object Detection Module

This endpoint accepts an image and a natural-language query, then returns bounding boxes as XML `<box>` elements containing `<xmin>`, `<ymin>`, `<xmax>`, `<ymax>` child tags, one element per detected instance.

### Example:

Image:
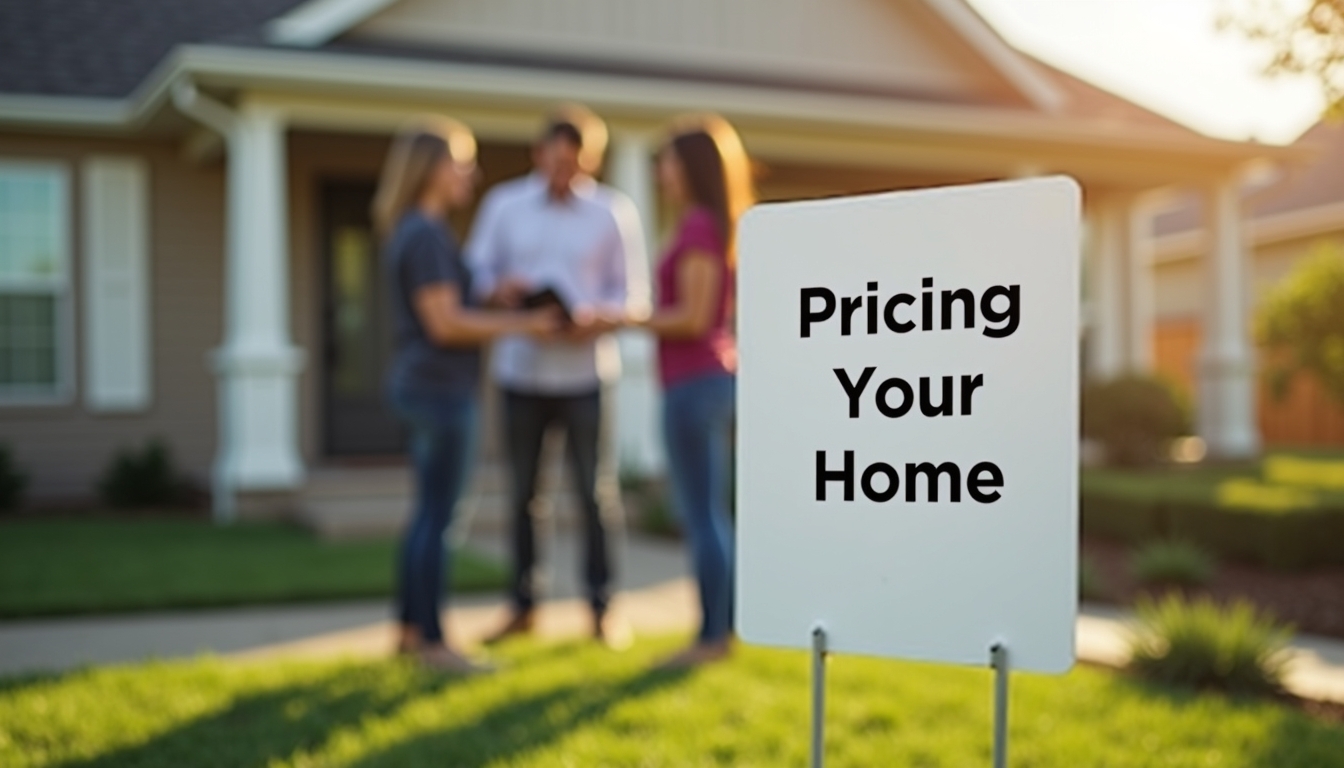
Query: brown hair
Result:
<box><xmin>666</xmin><ymin>114</ymin><xmax>754</xmax><ymax>264</ymax></box>
<box><xmin>540</xmin><ymin>103</ymin><xmax>609</xmax><ymax>173</ymax></box>
<box><xmin>372</xmin><ymin>116</ymin><xmax>477</xmax><ymax>238</ymax></box>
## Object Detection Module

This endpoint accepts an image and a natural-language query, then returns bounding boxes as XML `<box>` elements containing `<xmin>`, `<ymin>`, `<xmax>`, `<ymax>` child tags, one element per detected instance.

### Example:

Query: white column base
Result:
<box><xmin>1198</xmin><ymin>354</ymin><xmax>1260</xmax><ymax>459</ymax></box>
<box><xmin>615</xmin><ymin>330</ymin><xmax>664</xmax><ymax>476</ymax></box>
<box><xmin>212</xmin><ymin>345</ymin><xmax>306</xmax><ymax>521</ymax></box>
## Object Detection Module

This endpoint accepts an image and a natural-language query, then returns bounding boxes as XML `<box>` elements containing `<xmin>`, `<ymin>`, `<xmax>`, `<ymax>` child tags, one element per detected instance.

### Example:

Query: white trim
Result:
<box><xmin>265</xmin><ymin>0</ymin><xmax>397</xmax><ymax>47</ymax></box>
<box><xmin>81</xmin><ymin>155</ymin><xmax>152</xmax><ymax>413</ymax></box>
<box><xmin>0</xmin><ymin>160</ymin><xmax>75</xmax><ymax>406</ymax></box>
<box><xmin>0</xmin><ymin>43</ymin><xmax>1295</xmax><ymax>176</ymax></box>
<box><xmin>0</xmin><ymin>95</ymin><xmax>135</xmax><ymax>127</ymax></box>
<box><xmin>921</xmin><ymin>0</ymin><xmax>1065</xmax><ymax>112</ymax></box>
<box><xmin>173</xmin><ymin>45</ymin><xmax>1279</xmax><ymax>162</ymax></box>
<box><xmin>1154</xmin><ymin>199</ymin><xmax>1344</xmax><ymax>262</ymax></box>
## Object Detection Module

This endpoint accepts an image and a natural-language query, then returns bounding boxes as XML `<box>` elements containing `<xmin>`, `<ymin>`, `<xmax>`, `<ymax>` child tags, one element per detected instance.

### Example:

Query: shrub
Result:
<box><xmin>0</xmin><ymin>443</ymin><xmax>27</xmax><ymax>514</ymax></box>
<box><xmin>1128</xmin><ymin>594</ymin><xmax>1291</xmax><ymax>695</ymax></box>
<box><xmin>620</xmin><ymin>474</ymin><xmax>681</xmax><ymax>539</ymax></box>
<box><xmin>99</xmin><ymin>439</ymin><xmax>186</xmax><ymax>509</ymax></box>
<box><xmin>1079</xmin><ymin>556</ymin><xmax>1106</xmax><ymax>601</ymax></box>
<box><xmin>1257</xmin><ymin>242</ymin><xmax>1344</xmax><ymax>408</ymax></box>
<box><xmin>640</xmin><ymin>494</ymin><xmax>681</xmax><ymax>539</ymax></box>
<box><xmin>1131</xmin><ymin>540</ymin><xmax>1216</xmax><ymax>588</ymax></box>
<box><xmin>1081</xmin><ymin>376</ymin><xmax>1189</xmax><ymax>467</ymax></box>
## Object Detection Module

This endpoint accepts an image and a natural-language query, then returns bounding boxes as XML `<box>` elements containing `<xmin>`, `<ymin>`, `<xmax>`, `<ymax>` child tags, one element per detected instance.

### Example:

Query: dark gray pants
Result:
<box><xmin>502</xmin><ymin>387</ymin><xmax>619</xmax><ymax>614</ymax></box>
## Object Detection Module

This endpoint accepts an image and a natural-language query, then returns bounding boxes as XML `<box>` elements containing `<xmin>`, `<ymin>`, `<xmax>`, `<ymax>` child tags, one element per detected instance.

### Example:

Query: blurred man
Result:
<box><xmin>467</xmin><ymin>105</ymin><xmax>647</xmax><ymax>647</ymax></box>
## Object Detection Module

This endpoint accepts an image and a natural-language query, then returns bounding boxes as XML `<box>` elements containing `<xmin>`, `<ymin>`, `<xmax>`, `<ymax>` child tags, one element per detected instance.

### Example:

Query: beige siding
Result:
<box><xmin>0</xmin><ymin>132</ymin><xmax>224</xmax><ymax>504</ymax></box>
<box><xmin>350</xmin><ymin>0</ymin><xmax>1015</xmax><ymax>102</ymax></box>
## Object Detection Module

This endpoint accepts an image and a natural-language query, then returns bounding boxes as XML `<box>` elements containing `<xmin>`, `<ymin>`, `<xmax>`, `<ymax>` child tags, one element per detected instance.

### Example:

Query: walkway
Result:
<box><xmin>2</xmin><ymin>529</ymin><xmax>1342</xmax><ymax>705</ymax></box>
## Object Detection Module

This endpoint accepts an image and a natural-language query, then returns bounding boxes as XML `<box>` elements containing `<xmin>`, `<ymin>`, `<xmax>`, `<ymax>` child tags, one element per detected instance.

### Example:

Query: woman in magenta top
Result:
<box><xmin>640</xmin><ymin>115</ymin><xmax>753</xmax><ymax>668</ymax></box>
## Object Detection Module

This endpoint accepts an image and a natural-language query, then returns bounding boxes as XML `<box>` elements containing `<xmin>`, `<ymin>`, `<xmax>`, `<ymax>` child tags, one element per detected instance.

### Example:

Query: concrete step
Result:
<box><xmin>298</xmin><ymin>462</ymin><xmax>582</xmax><ymax>540</ymax></box>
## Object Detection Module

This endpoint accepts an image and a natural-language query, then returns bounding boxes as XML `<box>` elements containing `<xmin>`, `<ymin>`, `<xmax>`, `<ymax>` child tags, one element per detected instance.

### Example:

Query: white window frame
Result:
<box><xmin>0</xmin><ymin>159</ymin><xmax>74</xmax><ymax>406</ymax></box>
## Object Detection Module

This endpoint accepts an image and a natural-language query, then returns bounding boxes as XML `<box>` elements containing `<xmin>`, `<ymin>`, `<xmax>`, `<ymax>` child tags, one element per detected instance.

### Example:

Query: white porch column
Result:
<box><xmin>607</xmin><ymin>132</ymin><xmax>664</xmax><ymax>476</ymax></box>
<box><xmin>1197</xmin><ymin>178</ymin><xmax>1260</xmax><ymax>458</ymax></box>
<box><xmin>214</xmin><ymin>103</ymin><xmax>305</xmax><ymax>520</ymax></box>
<box><xmin>1126</xmin><ymin>198</ymin><xmax>1156</xmax><ymax>372</ymax></box>
<box><xmin>1087</xmin><ymin>198</ymin><xmax>1127</xmax><ymax>380</ymax></box>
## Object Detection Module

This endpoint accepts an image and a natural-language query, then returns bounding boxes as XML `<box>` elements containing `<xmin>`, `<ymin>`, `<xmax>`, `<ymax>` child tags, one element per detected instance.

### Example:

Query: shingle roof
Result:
<box><xmin>1153</xmin><ymin>119</ymin><xmax>1341</xmax><ymax>237</ymax></box>
<box><xmin>0</xmin><ymin>0</ymin><xmax>305</xmax><ymax>98</ymax></box>
<box><xmin>1253</xmin><ymin>120</ymin><xmax>1344</xmax><ymax>218</ymax></box>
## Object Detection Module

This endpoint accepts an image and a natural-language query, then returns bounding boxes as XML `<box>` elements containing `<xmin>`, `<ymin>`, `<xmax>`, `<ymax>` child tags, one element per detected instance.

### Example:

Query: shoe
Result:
<box><xmin>417</xmin><ymin>645</ymin><xmax>495</xmax><ymax>675</ymax></box>
<box><xmin>656</xmin><ymin>640</ymin><xmax>731</xmax><ymax>670</ymax></box>
<box><xmin>482</xmin><ymin>610</ymin><xmax>535</xmax><ymax>646</ymax></box>
<box><xmin>594</xmin><ymin>609</ymin><xmax>634</xmax><ymax>651</ymax></box>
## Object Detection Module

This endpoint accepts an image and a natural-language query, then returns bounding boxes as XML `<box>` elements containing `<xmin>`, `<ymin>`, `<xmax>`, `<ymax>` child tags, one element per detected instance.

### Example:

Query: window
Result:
<box><xmin>0</xmin><ymin>162</ymin><xmax>70</xmax><ymax>402</ymax></box>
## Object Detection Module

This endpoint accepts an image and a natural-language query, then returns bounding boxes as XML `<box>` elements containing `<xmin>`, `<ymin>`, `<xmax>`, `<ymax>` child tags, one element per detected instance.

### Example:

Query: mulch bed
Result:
<box><xmin>1083</xmin><ymin>535</ymin><xmax>1344</xmax><ymax>640</ymax></box>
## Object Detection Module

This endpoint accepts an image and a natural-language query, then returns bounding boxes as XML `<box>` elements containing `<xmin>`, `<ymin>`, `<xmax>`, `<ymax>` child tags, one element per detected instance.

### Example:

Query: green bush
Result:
<box><xmin>1082</xmin><ymin>487</ymin><xmax>1344</xmax><ymax>569</ymax></box>
<box><xmin>1258</xmin><ymin>242</ymin><xmax>1344</xmax><ymax>408</ymax></box>
<box><xmin>99</xmin><ymin>439</ymin><xmax>187</xmax><ymax>509</ymax></box>
<box><xmin>1128</xmin><ymin>594</ymin><xmax>1291</xmax><ymax>696</ymax></box>
<box><xmin>1079</xmin><ymin>556</ymin><xmax>1106</xmax><ymax>601</ymax></box>
<box><xmin>641</xmin><ymin>496</ymin><xmax>680</xmax><ymax>538</ymax></box>
<box><xmin>1081</xmin><ymin>376</ymin><xmax>1189</xmax><ymax>467</ymax></box>
<box><xmin>1131</xmin><ymin>540</ymin><xmax>1216</xmax><ymax>588</ymax></box>
<box><xmin>620</xmin><ymin>475</ymin><xmax>681</xmax><ymax>539</ymax></box>
<box><xmin>0</xmin><ymin>443</ymin><xmax>27</xmax><ymax>514</ymax></box>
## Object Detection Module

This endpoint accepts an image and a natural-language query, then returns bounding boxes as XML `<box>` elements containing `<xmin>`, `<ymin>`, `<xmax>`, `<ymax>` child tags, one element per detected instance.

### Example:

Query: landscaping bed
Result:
<box><xmin>0</xmin><ymin>517</ymin><xmax>507</xmax><ymax>619</ymax></box>
<box><xmin>2</xmin><ymin>636</ymin><xmax>1342</xmax><ymax>767</ymax></box>
<box><xmin>1083</xmin><ymin>534</ymin><xmax>1344</xmax><ymax>639</ymax></box>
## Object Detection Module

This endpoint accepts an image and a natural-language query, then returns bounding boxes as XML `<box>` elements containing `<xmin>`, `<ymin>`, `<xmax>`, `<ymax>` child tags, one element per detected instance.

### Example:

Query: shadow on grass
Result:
<box><xmin>37</xmin><ymin>653</ymin><xmax>687</xmax><ymax>768</ymax></box>
<box><xmin>1115</xmin><ymin>676</ymin><xmax>1344</xmax><ymax>768</ymax></box>
<box><xmin>345</xmin><ymin>665</ymin><xmax>689</xmax><ymax>767</ymax></box>
<box><xmin>50</xmin><ymin>662</ymin><xmax>456</xmax><ymax>768</ymax></box>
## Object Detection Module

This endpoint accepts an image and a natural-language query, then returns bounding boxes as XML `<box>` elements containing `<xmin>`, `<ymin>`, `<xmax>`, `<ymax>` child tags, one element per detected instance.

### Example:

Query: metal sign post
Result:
<box><xmin>991</xmin><ymin>643</ymin><xmax>1010</xmax><ymax>768</ymax></box>
<box><xmin>811</xmin><ymin>625</ymin><xmax>827</xmax><ymax>768</ymax></box>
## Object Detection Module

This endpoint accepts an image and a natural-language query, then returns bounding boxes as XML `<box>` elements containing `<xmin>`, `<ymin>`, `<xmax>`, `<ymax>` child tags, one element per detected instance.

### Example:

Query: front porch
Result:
<box><xmin>172</xmin><ymin>77</ymin><xmax>1285</xmax><ymax>523</ymax></box>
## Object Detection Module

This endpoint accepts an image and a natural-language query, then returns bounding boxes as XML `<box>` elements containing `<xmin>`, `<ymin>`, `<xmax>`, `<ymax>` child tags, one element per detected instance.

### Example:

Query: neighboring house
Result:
<box><xmin>1152</xmin><ymin>120</ymin><xmax>1344</xmax><ymax>447</ymax></box>
<box><xmin>0</xmin><ymin>0</ymin><xmax>1291</xmax><ymax>523</ymax></box>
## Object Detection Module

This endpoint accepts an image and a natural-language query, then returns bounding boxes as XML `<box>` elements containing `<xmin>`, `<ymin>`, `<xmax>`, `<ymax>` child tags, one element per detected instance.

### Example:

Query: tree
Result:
<box><xmin>1257</xmin><ymin>242</ymin><xmax>1344</xmax><ymax>408</ymax></box>
<box><xmin>1220</xmin><ymin>0</ymin><xmax>1344</xmax><ymax>115</ymax></box>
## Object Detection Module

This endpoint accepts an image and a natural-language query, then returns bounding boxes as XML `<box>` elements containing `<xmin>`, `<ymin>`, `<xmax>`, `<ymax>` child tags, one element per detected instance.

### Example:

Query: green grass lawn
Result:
<box><xmin>1</xmin><ymin>637</ymin><xmax>1341</xmax><ymax>767</ymax></box>
<box><xmin>0</xmin><ymin>518</ymin><xmax>506</xmax><ymax>618</ymax></box>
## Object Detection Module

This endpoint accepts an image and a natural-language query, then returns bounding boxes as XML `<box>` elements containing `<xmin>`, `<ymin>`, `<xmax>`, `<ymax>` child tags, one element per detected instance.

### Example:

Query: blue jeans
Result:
<box><xmin>389</xmin><ymin>389</ymin><xmax>478</xmax><ymax>645</ymax></box>
<box><xmin>662</xmin><ymin>372</ymin><xmax>736</xmax><ymax>643</ymax></box>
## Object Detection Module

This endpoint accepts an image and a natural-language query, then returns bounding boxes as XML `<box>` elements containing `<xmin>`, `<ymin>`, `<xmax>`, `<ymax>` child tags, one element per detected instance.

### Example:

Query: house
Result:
<box><xmin>1152</xmin><ymin>119</ymin><xmax>1344</xmax><ymax>446</ymax></box>
<box><xmin>0</xmin><ymin>0</ymin><xmax>1293</xmax><ymax>525</ymax></box>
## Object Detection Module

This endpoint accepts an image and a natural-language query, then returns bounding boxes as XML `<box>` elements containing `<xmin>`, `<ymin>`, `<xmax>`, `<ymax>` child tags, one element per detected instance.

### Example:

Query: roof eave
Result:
<box><xmin>0</xmin><ymin>43</ymin><xmax>1301</xmax><ymax>169</ymax></box>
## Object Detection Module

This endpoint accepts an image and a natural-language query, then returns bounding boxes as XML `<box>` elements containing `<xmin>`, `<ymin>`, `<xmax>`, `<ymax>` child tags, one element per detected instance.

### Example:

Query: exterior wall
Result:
<box><xmin>1153</xmin><ymin>229</ymin><xmax>1344</xmax><ymax>446</ymax></box>
<box><xmin>0</xmin><ymin>132</ymin><xmax>224</xmax><ymax>503</ymax></box>
<box><xmin>349</xmin><ymin>0</ymin><xmax>1016</xmax><ymax>103</ymax></box>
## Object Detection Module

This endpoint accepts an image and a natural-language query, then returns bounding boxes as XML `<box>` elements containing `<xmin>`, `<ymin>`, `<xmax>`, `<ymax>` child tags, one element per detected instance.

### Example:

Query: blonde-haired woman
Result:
<box><xmin>375</xmin><ymin>118</ymin><xmax>553</xmax><ymax>672</ymax></box>
<box><xmin>640</xmin><ymin>114</ymin><xmax>753</xmax><ymax>668</ymax></box>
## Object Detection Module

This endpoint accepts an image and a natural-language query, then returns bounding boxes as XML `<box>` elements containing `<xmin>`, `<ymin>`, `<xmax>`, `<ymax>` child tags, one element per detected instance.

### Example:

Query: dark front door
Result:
<box><xmin>320</xmin><ymin>180</ymin><xmax>407</xmax><ymax>457</ymax></box>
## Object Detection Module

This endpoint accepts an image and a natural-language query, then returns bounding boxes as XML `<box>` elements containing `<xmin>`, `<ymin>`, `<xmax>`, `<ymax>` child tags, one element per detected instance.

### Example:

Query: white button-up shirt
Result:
<box><xmin>466</xmin><ymin>173</ymin><xmax>648</xmax><ymax>394</ymax></box>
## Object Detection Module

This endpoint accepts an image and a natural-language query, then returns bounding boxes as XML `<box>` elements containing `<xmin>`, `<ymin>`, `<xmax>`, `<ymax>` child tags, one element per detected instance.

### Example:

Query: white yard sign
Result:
<box><xmin>735</xmin><ymin>177</ymin><xmax>1080</xmax><ymax>673</ymax></box>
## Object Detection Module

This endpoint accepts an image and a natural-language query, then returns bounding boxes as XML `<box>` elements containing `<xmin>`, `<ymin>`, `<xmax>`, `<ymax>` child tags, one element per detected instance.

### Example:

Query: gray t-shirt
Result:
<box><xmin>385</xmin><ymin>211</ymin><xmax>481</xmax><ymax>397</ymax></box>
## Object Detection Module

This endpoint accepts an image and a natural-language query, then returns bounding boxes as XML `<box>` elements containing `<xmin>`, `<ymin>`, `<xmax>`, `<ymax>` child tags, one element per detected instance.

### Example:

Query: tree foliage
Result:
<box><xmin>1220</xmin><ymin>0</ymin><xmax>1344</xmax><ymax>115</ymax></box>
<box><xmin>1257</xmin><ymin>242</ymin><xmax>1344</xmax><ymax>407</ymax></box>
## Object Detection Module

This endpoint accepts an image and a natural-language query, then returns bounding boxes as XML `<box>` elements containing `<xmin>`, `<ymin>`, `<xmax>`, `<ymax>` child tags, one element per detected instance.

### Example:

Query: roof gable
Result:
<box><xmin>320</xmin><ymin>0</ymin><xmax>1059</xmax><ymax>109</ymax></box>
